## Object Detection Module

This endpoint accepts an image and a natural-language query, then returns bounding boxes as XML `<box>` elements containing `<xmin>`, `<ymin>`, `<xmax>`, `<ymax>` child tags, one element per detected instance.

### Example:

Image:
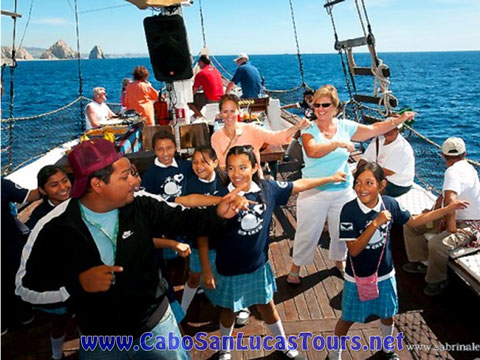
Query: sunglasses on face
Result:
<box><xmin>313</xmin><ymin>103</ymin><xmax>332</xmax><ymax>108</ymax></box>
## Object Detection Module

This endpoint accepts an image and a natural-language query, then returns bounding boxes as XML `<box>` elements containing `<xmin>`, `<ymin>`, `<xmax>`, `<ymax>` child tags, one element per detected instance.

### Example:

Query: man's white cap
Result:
<box><xmin>233</xmin><ymin>53</ymin><xmax>249</xmax><ymax>63</ymax></box>
<box><xmin>442</xmin><ymin>137</ymin><xmax>466</xmax><ymax>156</ymax></box>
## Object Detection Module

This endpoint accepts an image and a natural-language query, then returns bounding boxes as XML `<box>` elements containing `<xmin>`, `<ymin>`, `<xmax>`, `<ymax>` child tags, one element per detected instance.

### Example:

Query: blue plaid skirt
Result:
<box><xmin>342</xmin><ymin>276</ymin><xmax>398</xmax><ymax>323</ymax></box>
<box><xmin>189</xmin><ymin>248</ymin><xmax>216</xmax><ymax>273</ymax></box>
<box><xmin>169</xmin><ymin>300</ymin><xmax>185</xmax><ymax>324</ymax></box>
<box><xmin>205</xmin><ymin>262</ymin><xmax>277</xmax><ymax>312</ymax></box>
<box><xmin>34</xmin><ymin>305</ymin><xmax>68</xmax><ymax>316</ymax></box>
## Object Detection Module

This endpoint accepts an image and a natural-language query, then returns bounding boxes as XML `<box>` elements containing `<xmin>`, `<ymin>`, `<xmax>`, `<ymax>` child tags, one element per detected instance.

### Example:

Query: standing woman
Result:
<box><xmin>125</xmin><ymin>66</ymin><xmax>159</xmax><ymax>126</ymax></box>
<box><xmin>287</xmin><ymin>85</ymin><xmax>416</xmax><ymax>284</ymax></box>
<box><xmin>211</xmin><ymin>94</ymin><xmax>310</xmax><ymax>178</ymax></box>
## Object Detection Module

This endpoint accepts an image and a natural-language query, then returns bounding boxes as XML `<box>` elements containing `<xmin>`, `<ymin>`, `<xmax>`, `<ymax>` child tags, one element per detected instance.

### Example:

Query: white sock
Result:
<box><xmin>219</xmin><ymin>321</ymin><xmax>234</xmax><ymax>352</ymax></box>
<box><xmin>266</xmin><ymin>320</ymin><xmax>299</xmax><ymax>357</ymax></box>
<box><xmin>329</xmin><ymin>349</ymin><xmax>342</xmax><ymax>360</ymax></box>
<box><xmin>180</xmin><ymin>283</ymin><xmax>198</xmax><ymax>312</ymax></box>
<box><xmin>381</xmin><ymin>323</ymin><xmax>394</xmax><ymax>353</ymax></box>
<box><xmin>51</xmin><ymin>334</ymin><xmax>66</xmax><ymax>360</ymax></box>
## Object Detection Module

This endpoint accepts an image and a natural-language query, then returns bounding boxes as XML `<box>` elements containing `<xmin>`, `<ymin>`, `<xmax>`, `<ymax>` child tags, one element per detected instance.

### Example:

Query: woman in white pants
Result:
<box><xmin>287</xmin><ymin>85</ymin><xmax>416</xmax><ymax>284</ymax></box>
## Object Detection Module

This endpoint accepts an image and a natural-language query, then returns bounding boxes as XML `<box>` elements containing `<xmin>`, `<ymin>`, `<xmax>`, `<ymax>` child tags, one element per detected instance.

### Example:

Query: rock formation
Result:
<box><xmin>89</xmin><ymin>45</ymin><xmax>105</xmax><ymax>59</ymax></box>
<box><xmin>40</xmin><ymin>40</ymin><xmax>78</xmax><ymax>60</ymax></box>
<box><xmin>1</xmin><ymin>46</ymin><xmax>34</xmax><ymax>63</ymax></box>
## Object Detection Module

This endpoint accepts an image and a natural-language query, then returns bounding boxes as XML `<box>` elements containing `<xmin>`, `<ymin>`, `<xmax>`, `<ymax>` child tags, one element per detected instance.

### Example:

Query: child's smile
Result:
<box><xmin>354</xmin><ymin>170</ymin><xmax>382</xmax><ymax>208</ymax></box>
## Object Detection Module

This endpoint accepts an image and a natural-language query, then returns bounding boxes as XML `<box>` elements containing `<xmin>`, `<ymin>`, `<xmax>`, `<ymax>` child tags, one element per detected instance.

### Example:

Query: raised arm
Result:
<box><xmin>347</xmin><ymin>210</ymin><xmax>391</xmax><ymax>257</ymax></box>
<box><xmin>406</xmin><ymin>197</ymin><xmax>468</xmax><ymax>229</ymax></box>
<box><xmin>351</xmin><ymin>112</ymin><xmax>416</xmax><ymax>142</ymax></box>
<box><xmin>291</xmin><ymin>171</ymin><xmax>346</xmax><ymax>195</ymax></box>
<box><xmin>302</xmin><ymin>133</ymin><xmax>355</xmax><ymax>159</ymax></box>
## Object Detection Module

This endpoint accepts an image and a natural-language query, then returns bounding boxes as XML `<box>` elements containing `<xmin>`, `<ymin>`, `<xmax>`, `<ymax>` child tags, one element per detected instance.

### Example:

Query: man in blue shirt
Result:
<box><xmin>226</xmin><ymin>53</ymin><xmax>262</xmax><ymax>99</ymax></box>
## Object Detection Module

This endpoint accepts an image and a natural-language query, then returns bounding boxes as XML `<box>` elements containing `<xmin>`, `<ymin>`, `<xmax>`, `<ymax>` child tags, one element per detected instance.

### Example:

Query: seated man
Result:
<box><xmin>226</xmin><ymin>53</ymin><xmax>262</xmax><ymax>99</ymax></box>
<box><xmin>281</xmin><ymin>88</ymin><xmax>315</xmax><ymax>120</ymax></box>
<box><xmin>189</xmin><ymin>55</ymin><xmax>224</xmax><ymax>120</ymax></box>
<box><xmin>403</xmin><ymin>137</ymin><xmax>480</xmax><ymax>296</ymax></box>
<box><xmin>85</xmin><ymin>87</ymin><xmax>117</xmax><ymax>129</ymax></box>
<box><xmin>358</xmin><ymin>123</ymin><xmax>415</xmax><ymax>197</ymax></box>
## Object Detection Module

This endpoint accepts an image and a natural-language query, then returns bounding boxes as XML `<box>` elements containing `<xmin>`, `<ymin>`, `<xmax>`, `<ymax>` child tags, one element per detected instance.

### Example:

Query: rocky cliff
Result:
<box><xmin>89</xmin><ymin>45</ymin><xmax>105</xmax><ymax>59</ymax></box>
<box><xmin>1</xmin><ymin>46</ymin><xmax>34</xmax><ymax>64</ymax></box>
<box><xmin>40</xmin><ymin>40</ymin><xmax>78</xmax><ymax>60</ymax></box>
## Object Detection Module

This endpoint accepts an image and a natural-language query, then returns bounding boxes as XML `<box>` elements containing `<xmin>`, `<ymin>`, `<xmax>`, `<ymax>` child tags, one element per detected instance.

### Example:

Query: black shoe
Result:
<box><xmin>382</xmin><ymin>351</ymin><xmax>400</xmax><ymax>359</ymax></box>
<box><xmin>424</xmin><ymin>280</ymin><xmax>448</xmax><ymax>296</ymax></box>
<box><xmin>402</xmin><ymin>262</ymin><xmax>427</xmax><ymax>274</ymax></box>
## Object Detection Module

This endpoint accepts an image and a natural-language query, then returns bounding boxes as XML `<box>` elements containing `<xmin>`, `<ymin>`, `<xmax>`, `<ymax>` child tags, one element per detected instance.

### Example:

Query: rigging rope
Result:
<box><xmin>73</xmin><ymin>0</ymin><xmax>85</xmax><ymax>130</ymax></box>
<box><xmin>198</xmin><ymin>0</ymin><xmax>207</xmax><ymax>48</ymax></box>
<box><xmin>18</xmin><ymin>0</ymin><xmax>34</xmax><ymax>49</ymax></box>
<box><xmin>287</xmin><ymin>0</ymin><xmax>306</xmax><ymax>87</ymax></box>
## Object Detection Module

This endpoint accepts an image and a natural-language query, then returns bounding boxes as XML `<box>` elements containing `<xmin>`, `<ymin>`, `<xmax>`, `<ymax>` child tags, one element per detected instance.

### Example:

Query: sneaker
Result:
<box><xmin>382</xmin><ymin>351</ymin><xmax>400</xmax><ymax>359</ymax></box>
<box><xmin>1</xmin><ymin>327</ymin><xmax>8</xmax><ymax>336</ymax></box>
<box><xmin>424</xmin><ymin>280</ymin><xmax>448</xmax><ymax>296</ymax></box>
<box><xmin>218</xmin><ymin>351</ymin><xmax>232</xmax><ymax>360</ymax></box>
<box><xmin>402</xmin><ymin>262</ymin><xmax>427</xmax><ymax>274</ymax></box>
<box><xmin>235</xmin><ymin>308</ymin><xmax>250</xmax><ymax>327</ymax></box>
<box><xmin>281</xmin><ymin>349</ymin><xmax>306</xmax><ymax>360</ymax></box>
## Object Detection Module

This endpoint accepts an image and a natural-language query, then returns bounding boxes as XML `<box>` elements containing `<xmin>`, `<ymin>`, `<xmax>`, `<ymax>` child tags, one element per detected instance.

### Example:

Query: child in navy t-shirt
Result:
<box><xmin>329</xmin><ymin>162</ymin><xmax>469</xmax><ymax>360</ymax></box>
<box><xmin>209</xmin><ymin>145</ymin><xmax>347</xmax><ymax>360</ymax></box>
<box><xmin>141</xmin><ymin>130</ymin><xmax>193</xmax><ymax>201</ymax></box>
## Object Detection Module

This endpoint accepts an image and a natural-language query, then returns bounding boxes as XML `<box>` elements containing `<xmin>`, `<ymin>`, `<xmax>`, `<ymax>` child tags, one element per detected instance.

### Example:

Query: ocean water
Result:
<box><xmin>1</xmin><ymin>51</ymin><xmax>479</xmax><ymax>162</ymax></box>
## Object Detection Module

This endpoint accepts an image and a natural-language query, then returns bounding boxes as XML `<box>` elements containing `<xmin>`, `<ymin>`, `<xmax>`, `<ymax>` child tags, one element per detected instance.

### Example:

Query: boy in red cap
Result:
<box><xmin>15</xmin><ymin>139</ymin><xmax>247</xmax><ymax>359</ymax></box>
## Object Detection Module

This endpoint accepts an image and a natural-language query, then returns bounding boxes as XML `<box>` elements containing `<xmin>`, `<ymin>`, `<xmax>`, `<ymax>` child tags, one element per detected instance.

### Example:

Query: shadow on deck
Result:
<box><xmin>2</xmin><ymin>200</ymin><xmax>480</xmax><ymax>360</ymax></box>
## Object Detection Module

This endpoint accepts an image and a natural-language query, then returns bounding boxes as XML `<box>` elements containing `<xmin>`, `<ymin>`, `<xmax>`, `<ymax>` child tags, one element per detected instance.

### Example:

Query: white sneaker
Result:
<box><xmin>219</xmin><ymin>351</ymin><xmax>232</xmax><ymax>360</ymax></box>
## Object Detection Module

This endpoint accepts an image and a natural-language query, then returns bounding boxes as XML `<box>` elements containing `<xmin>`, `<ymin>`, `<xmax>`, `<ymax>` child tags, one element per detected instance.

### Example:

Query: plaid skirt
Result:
<box><xmin>342</xmin><ymin>276</ymin><xmax>398</xmax><ymax>323</ymax></box>
<box><xmin>189</xmin><ymin>248</ymin><xmax>217</xmax><ymax>273</ymax></box>
<box><xmin>205</xmin><ymin>262</ymin><xmax>277</xmax><ymax>312</ymax></box>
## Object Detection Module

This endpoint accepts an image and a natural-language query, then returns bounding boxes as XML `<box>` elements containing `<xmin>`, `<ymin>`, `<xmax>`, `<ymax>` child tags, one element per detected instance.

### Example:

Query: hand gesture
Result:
<box><xmin>217</xmin><ymin>183</ymin><xmax>252</xmax><ymax>219</ymax></box>
<box><xmin>330</xmin><ymin>171</ymin><xmax>347</xmax><ymax>183</ymax></box>
<box><xmin>78</xmin><ymin>265</ymin><xmax>123</xmax><ymax>293</ymax></box>
<box><xmin>202</xmin><ymin>269</ymin><xmax>216</xmax><ymax>289</ymax></box>
<box><xmin>372</xmin><ymin>210</ymin><xmax>392</xmax><ymax>227</ymax></box>
<box><xmin>295</xmin><ymin>118</ymin><xmax>311</xmax><ymax>131</ymax></box>
<box><xmin>338</xmin><ymin>141</ymin><xmax>356</xmax><ymax>152</ymax></box>
<box><xmin>398</xmin><ymin>111</ymin><xmax>417</xmax><ymax>124</ymax></box>
<box><xmin>174</xmin><ymin>242</ymin><xmax>191</xmax><ymax>257</ymax></box>
<box><xmin>448</xmin><ymin>199</ymin><xmax>469</xmax><ymax>211</ymax></box>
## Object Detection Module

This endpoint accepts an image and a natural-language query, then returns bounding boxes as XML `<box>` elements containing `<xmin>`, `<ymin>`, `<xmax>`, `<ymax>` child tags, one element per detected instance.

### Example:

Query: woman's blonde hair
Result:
<box><xmin>313</xmin><ymin>84</ymin><xmax>340</xmax><ymax>108</ymax></box>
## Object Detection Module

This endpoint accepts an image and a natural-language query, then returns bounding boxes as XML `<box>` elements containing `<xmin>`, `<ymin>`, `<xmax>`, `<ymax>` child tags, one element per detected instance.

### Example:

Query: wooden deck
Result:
<box><xmin>2</xmin><ymin>197</ymin><xmax>480</xmax><ymax>360</ymax></box>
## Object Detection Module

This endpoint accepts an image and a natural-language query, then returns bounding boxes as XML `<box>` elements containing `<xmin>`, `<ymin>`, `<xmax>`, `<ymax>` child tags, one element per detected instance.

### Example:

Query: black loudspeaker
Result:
<box><xmin>143</xmin><ymin>15</ymin><xmax>193</xmax><ymax>82</ymax></box>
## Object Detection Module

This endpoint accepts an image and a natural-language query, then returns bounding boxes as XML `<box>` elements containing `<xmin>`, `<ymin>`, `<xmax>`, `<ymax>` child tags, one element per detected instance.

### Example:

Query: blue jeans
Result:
<box><xmin>79</xmin><ymin>305</ymin><xmax>189</xmax><ymax>360</ymax></box>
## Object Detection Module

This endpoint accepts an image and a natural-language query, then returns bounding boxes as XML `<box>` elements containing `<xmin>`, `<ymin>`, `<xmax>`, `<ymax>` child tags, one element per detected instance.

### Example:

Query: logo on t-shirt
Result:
<box><xmin>161</xmin><ymin>174</ymin><xmax>184</xmax><ymax>199</ymax></box>
<box><xmin>238</xmin><ymin>203</ymin><xmax>266</xmax><ymax>236</ymax></box>
<box><xmin>340</xmin><ymin>222</ymin><xmax>354</xmax><ymax>231</ymax></box>
<box><xmin>364</xmin><ymin>220</ymin><xmax>388</xmax><ymax>249</ymax></box>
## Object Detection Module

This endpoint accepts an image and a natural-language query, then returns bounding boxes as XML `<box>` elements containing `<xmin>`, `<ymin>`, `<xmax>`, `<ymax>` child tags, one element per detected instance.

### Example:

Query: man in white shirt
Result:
<box><xmin>403</xmin><ymin>137</ymin><xmax>480</xmax><ymax>296</ymax></box>
<box><xmin>85</xmin><ymin>87</ymin><xmax>117</xmax><ymax>130</ymax></box>
<box><xmin>358</xmin><ymin>124</ymin><xmax>415</xmax><ymax>197</ymax></box>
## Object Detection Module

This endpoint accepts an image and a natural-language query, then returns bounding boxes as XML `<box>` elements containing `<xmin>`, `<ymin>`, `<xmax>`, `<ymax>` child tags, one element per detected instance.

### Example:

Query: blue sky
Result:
<box><xmin>1</xmin><ymin>0</ymin><xmax>479</xmax><ymax>55</ymax></box>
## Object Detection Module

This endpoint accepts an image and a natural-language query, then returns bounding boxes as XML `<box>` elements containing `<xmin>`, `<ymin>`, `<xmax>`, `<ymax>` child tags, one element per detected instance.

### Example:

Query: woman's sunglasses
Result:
<box><xmin>313</xmin><ymin>103</ymin><xmax>332</xmax><ymax>108</ymax></box>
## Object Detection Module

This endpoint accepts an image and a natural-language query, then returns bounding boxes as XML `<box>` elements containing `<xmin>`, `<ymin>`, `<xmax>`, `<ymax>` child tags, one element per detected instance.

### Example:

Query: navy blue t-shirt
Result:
<box><xmin>231</xmin><ymin>62</ymin><xmax>262</xmax><ymax>99</ymax></box>
<box><xmin>185</xmin><ymin>173</ymin><xmax>226</xmax><ymax>250</ymax></box>
<box><xmin>141</xmin><ymin>158</ymin><xmax>193</xmax><ymax>202</ymax></box>
<box><xmin>215</xmin><ymin>180</ymin><xmax>293</xmax><ymax>276</ymax></box>
<box><xmin>340</xmin><ymin>196</ymin><xmax>410</xmax><ymax>279</ymax></box>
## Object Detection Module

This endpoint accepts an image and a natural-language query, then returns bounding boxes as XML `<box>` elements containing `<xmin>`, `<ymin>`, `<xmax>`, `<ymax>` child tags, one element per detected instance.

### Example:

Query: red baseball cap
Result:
<box><xmin>68</xmin><ymin>139</ymin><xmax>123</xmax><ymax>198</ymax></box>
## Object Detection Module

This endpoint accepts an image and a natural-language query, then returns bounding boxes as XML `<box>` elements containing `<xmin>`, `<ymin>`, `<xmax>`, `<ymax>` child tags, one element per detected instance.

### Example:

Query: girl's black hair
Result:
<box><xmin>354</xmin><ymin>161</ymin><xmax>386</xmax><ymax>186</ymax></box>
<box><xmin>193</xmin><ymin>145</ymin><xmax>228</xmax><ymax>185</ymax></box>
<box><xmin>37</xmin><ymin>165</ymin><xmax>66</xmax><ymax>189</ymax></box>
